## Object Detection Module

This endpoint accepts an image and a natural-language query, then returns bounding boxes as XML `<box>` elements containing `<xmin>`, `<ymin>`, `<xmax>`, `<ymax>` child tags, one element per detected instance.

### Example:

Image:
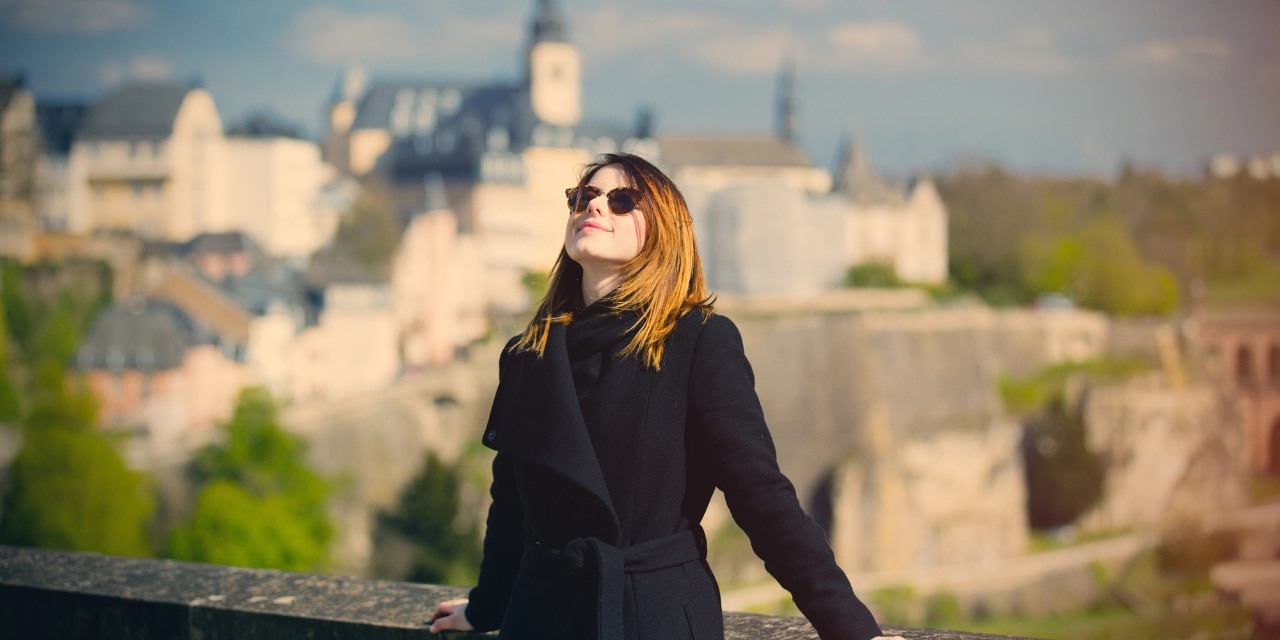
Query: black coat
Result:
<box><xmin>464</xmin><ymin>306</ymin><xmax>884</xmax><ymax>640</ymax></box>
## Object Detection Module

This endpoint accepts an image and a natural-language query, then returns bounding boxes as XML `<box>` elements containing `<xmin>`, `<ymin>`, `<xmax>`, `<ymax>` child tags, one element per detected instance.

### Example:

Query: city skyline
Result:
<box><xmin>2</xmin><ymin>0</ymin><xmax>1279</xmax><ymax>178</ymax></box>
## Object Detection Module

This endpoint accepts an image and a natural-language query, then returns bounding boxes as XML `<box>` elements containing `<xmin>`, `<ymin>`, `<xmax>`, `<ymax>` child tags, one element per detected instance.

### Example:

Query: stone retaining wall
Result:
<box><xmin>0</xmin><ymin>545</ymin><xmax>1031</xmax><ymax>640</ymax></box>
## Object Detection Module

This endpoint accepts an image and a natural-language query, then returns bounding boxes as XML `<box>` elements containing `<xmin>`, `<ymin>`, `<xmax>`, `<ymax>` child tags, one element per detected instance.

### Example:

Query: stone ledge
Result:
<box><xmin>0</xmin><ymin>545</ymin><xmax>1031</xmax><ymax>639</ymax></box>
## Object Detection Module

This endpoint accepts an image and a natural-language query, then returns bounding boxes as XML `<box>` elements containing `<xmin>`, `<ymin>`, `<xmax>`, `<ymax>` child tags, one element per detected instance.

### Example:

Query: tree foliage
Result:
<box><xmin>377</xmin><ymin>451</ymin><xmax>481</xmax><ymax>586</ymax></box>
<box><xmin>0</xmin><ymin>426</ymin><xmax>155</xmax><ymax>555</ymax></box>
<box><xmin>168</xmin><ymin>387</ymin><xmax>333</xmax><ymax>571</ymax></box>
<box><xmin>0</xmin><ymin>258</ymin><xmax>153</xmax><ymax>556</ymax></box>
<box><xmin>318</xmin><ymin>188</ymin><xmax>400</xmax><ymax>275</ymax></box>
<box><xmin>843</xmin><ymin>262</ymin><xmax>903</xmax><ymax>288</ymax></box>
<box><xmin>937</xmin><ymin>162</ymin><xmax>1279</xmax><ymax>313</ymax></box>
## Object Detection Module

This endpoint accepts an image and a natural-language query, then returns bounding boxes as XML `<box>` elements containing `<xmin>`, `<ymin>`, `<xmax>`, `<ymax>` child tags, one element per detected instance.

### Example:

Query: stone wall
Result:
<box><xmin>721</xmin><ymin>301</ymin><xmax>1108</xmax><ymax>574</ymax></box>
<box><xmin>0</xmin><ymin>546</ymin><xmax>1030</xmax><ymax>640</ymax></box>
<box><xmin>1078</xmin><ymin>374</ymin><xmax>1250</xmax><ymax>533</ymax></box>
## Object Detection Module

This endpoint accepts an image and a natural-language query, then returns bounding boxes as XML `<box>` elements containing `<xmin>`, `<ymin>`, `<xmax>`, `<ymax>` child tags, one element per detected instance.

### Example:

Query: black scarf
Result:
<box><xmin>564</xmin><ymin>297</ymin><xmax>640</xmax><ymax>404</ymax></box>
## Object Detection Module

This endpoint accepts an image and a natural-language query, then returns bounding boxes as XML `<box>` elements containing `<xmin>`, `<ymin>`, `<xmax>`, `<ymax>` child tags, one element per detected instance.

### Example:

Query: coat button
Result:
<box><xmin>484</xmin><ymin>431</ymin><xmax>496</xmax><ymax>443</ymax></box>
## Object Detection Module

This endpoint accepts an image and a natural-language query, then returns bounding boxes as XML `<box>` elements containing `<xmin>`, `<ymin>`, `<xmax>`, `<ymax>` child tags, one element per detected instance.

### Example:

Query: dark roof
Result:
<box><xmin>36</xmin><ymin>102</ymin><xmax>91</xmax><ymax>154</ymax></box>
<box><xmin>831</xmin><ymin>135</ymin><xmax>903</xmax><ymax>205</ymax></box>
<box><xmin>656</xmin><ymin>135</ymin><xmax>812</xmax><ymax>169</ymax></box>
<box><xmin>221</xmin><ymin>263</ymin><xmax>316</xmax><ymax>322</ymax></box>
<box><xmin>78</xmin><ymin>83</ymin><xmax>190</xmax><ymax>142</ymax></box>
<box><xmin>181</xmin><ymin>231</ymin><xmax>259</xmax><ymax>256</ymax></box>
<box><xmin>530</xmin><ymin>0</ymin><xmax>567</xmax><ymax>44</ymax></box>
<box><xmin>75</xmin><ymin>299</ymin><xmax>212</xmax><ymax>372</ymax></box>
<box><xmin>0</xmin><ymin>81</ymin><xmax>17</xmax><ymax>115</ymax></box>
<box><xmin>225</xmin><ymin>111</ymin><xmax>307</xmax><ymax>139</ymax></box>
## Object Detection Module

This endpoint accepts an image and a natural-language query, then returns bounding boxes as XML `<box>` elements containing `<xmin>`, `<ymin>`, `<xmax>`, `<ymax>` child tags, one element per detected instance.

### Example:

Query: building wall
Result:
<box><xmin>71</xmin><ymin>88</ymin><xmax>227</xmax><ymax>241</ymax></box>
<box><xmin>348</xmin><ymin>129</ymin><xmax>391</xmax><ymax>176</ymax></box>
<box><xmin>1194</xmin><ymin>310</ymin><xmax>1280</xmax><ymax>473</ymax></box>
<box><xmin>86</xmin><ymin>344</ymin><xmax>241</xmax><ymax>449</ymax></box>
<box><xmin>472</xmin><ymin>146</ymin><xmax>588</xmax><ymax>312</ymax></box>
<box><xmin>1</xmin><ymin>87</ymin><xmax>37</xmax><ymax>200</ymax></box>
<box><xmin>224</xmin><ymin>136</ymin><xmax>337</xmax><ymax>258</ymax></box>
<box><xmin>393</xmin><ymin>207</ymin><xmax>487</xmax><ymax>368</ymax></box>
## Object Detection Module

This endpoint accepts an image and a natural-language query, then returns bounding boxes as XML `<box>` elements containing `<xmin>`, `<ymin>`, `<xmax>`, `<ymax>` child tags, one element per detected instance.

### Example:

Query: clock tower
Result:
<box><xmin>525</xmin><ymin>0</ymin><xmax>581</xmax><ymax>127</ymax></box>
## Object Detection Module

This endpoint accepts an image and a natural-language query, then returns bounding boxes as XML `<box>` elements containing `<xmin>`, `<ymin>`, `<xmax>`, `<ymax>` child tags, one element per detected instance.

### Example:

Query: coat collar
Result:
<box><xmin>483</xmin><ymin>322</ymin><xmax>621</xmax><ymax>540</ymax></box>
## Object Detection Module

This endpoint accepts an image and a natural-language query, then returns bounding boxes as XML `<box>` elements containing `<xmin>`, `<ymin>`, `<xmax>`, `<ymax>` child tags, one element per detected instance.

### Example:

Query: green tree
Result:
<box><xmin>1021</xmin><ymin>398</ymin><xmax>1105</xmax><ymax>530</ymax></box>
<box><xmin>0</xmin><ymin>422</ymin><xmax>155</xmax><ymax>556</ymax></box>
<box><xmin>322</xmin><ymin>189</ymin><xmax>400</xmax><ymax>274</ymax></box>
<box><xmin>168</xmin><ymin>387</ymin><xmax>334</xmax><ymax>571</ymax></box>
<box><xmin>0</xmin><ymin>291</ymin><xmax>21</xmax><ymax>422</ymax></box>
<box><xmin>843</xmin><ymin>262</ymin><xmax>903</xmax><ymax>288</ymax></box>
<box><xmin>378</xmin><ymin>451</ymin><xmax>481</xmax><ymax>586</ymax></box>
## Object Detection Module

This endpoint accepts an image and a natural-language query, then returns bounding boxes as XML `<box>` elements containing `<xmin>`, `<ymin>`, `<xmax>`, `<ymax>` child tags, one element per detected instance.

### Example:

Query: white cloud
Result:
<box><xmin>825</xmin><ymin>21</ymin><xmax>921</xmax><ymax>62</ymax></box>
<box><xmin>1121</xmin><ymin>37</ymin><xmax>1232</xmax><ymax>72</ymax></box>
<box><xmin>0</xmin><ymin>0</ymin><xmax>150</xmax><ymax>34</ymax></box>
<box><xmin>287</xmin><ymin>7</ymin><xmax>425</xmax><ymax>63</ymax></box>
<box><xmin>130</xmin><ymin>55</ymin><xmax>175</xmax><ymax>81</ymax></box>
<box><xmin>574</xmin><ymin>7</ymin><xmax>718</xmax><ymax>59</ymax></box>
<box><xmin>694</xmin><ymin>28</ymin><xmax>799</xmax><ymax>76</ymax></box>
<box><xmin>285</xmin><ymin>6</ymin><xmax>520</xmax><ymax>65</ymax></box>
<box><xmin>97</xmin><ymin>55</ymin><xmax>177</xmax><ymax>87</ymax></box>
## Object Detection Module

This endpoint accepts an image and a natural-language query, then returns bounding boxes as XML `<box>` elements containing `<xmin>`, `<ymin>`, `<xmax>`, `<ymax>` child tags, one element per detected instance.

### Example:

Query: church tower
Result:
<box><xmin>775</xmin><ymin>57</ymin><xmax>796</xmax><ymax>144</ymax></box>
<box><xmin>322</xmin><ymin>63</ymin><xmax>364</xmax><ymax>173</ymax></box>
<box><xmin>525</xmin><ymin>0</ymin><xmax>581</xmax><ymax>126</ymax></box>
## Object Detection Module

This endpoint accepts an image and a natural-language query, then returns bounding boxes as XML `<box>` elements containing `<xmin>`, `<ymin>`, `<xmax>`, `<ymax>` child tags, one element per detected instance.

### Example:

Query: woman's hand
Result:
<box><xmin>428</xmin><ymin>598</ymin><xmax>474</xmax><ymax>634</ymax></box>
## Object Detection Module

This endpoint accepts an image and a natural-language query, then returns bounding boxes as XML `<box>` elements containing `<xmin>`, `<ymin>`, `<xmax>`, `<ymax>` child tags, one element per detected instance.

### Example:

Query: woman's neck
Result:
<box><xmin>580</xmin><ymin>265</ymin><xmax>623</xmax><ymax>307</ymax></box>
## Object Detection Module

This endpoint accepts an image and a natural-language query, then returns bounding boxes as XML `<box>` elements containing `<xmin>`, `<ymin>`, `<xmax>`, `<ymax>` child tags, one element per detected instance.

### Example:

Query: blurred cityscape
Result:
<box><xmin>0</xmin><ymin>1</ymin><xmax>1278</xmax><ymax>639</ymax></box>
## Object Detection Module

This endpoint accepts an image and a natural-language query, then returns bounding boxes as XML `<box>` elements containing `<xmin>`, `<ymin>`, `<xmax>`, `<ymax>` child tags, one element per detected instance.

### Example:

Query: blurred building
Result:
<box><xmin>225</xmin><ymin>129</ymin><xmax>344</xmax><ymax>260</ymax></box>
<box><xmin>1207</xmin><ymin>152</ymin><xmax>1280</xmax><ymax>180</ymax></box>
<box><xmin>670</xmin><ymin>129</ymin><xmax>947</xmax><ymax>296</ymax></box>
<box><xmin>0</xmin><ymin>75</ymin><xmax>38</xmax><ymax>260</ymax></box>
<box><xmin>33</xmin><ymin>101</ymin><xmax>89</xmax><ymax>233</ymax></box>
<box><xmin>322</xmin><ymin>0</ymin><xmax>656</xmax><ymax>313</ymax></box>
<box><xmin>75</xmin><ymin>298</ymin><xmax>244</xmax><ymax>454</ymax></box>
<box><xmin>1193</xmin><ymin>308</ymin><xmax>1280</xmax><ymax>474</ymax></box>
<box><xmin>0</xmin><ymin>76</ymin><xmax>37</xmax><ymax>200</ymax></box>
<box><xmin>34</xmin><ymin>82</ymin><xmax>345</xmax><ymax>259</ymax></box>
<box><xmin>392</xmin><ymin>177</ymin><xmax>487</xmax><ymax>369</ymax></box>
<box><xmin>70</xmin><ymin>83</ymin><xmax>229</xmax><ymax>239</ymax></box>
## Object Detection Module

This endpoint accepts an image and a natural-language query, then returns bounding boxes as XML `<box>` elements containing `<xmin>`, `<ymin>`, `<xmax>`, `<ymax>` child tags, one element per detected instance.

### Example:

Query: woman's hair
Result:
<box><xmin>513</xmin><ymin>152</ymin><xmax>714</xmax><ymax>370</ymax></box>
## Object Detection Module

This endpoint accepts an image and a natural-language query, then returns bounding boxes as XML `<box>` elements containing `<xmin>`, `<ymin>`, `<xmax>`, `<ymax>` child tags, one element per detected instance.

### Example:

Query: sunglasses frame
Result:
<box><xmin>565</xmin><ymin>185</ymin><xmax>642</xmax><ymax>216</ymax></box>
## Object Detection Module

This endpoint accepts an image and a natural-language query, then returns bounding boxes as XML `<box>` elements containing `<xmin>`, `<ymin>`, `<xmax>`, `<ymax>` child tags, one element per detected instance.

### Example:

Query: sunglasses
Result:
<box><xmin>565</xmin><ymin>185</ymin><xmax>642</xmax><ymax>215</ymax></box>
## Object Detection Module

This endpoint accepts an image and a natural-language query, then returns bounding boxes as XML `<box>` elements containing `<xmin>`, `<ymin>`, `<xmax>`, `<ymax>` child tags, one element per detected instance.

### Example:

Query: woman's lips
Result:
<box><xmin>579</xmin><ymin>220</ymin><xmax>608</xmax><ymax>233</ymax></box>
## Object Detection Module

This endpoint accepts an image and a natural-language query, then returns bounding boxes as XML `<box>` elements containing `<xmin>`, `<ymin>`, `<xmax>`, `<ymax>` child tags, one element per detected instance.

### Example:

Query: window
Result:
<box><xmin>1237</xmin><ymin>345</ymin><xmax>1255</xmax><ymax>385</ymax></box>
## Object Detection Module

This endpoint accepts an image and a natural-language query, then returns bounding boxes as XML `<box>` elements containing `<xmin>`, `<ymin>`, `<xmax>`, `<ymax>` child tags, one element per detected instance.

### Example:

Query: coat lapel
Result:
<box><xmin>483</xmin><ymin>323</ymin><xmax>621</xmax><ymax>540</ymax></box>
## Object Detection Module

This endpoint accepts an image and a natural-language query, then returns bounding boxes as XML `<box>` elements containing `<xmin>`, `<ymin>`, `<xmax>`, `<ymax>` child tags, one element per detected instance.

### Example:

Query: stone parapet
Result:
<box><xmin>0</xmin><ymin>545</ymin><xmax>1031</xmax><ymax>639</ymax></box>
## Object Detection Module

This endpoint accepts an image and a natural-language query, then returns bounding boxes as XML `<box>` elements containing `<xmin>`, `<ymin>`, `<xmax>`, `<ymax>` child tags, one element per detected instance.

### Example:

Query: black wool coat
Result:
<box><xmin>463</xmin><ymin>305</ymin><xmax>884</xmax><ymax>640</ymax></box>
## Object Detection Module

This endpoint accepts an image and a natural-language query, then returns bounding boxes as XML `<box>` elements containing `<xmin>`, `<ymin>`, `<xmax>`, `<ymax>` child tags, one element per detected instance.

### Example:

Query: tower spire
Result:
<box><xmin>530</xmin><ymin>0</ymin><xmax>566</xmax><ymax>44</ymax></box>
<box><xmin>775</xmin><ymin>55</ymin><xmax>796</xmax><ymax>144</ymax></box>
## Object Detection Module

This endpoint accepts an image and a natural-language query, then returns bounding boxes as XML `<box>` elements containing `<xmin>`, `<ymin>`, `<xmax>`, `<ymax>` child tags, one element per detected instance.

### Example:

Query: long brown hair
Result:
<box><xmin>513</xmin><ymin>153</ymin><xmax>714</xmax><ymax>369</ymax></box>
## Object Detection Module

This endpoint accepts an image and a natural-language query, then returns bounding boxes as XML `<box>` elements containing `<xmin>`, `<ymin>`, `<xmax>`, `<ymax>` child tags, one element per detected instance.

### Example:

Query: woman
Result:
<box><xmin>430</xmin><ymin>153</ymin><xmax>901</xmax><ymax>640</ymax></box>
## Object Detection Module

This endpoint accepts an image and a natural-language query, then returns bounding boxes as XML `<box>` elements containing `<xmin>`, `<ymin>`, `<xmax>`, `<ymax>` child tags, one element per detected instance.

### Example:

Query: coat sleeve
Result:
<box><xmin>688</xmin><ymin>315</ymin><xmax>884</xmax><ymax>640</ymax></box>
<box><xmin>464</xmin><ymin>341</ymin><xmax>526</xmax><ymax>632</ymax></box>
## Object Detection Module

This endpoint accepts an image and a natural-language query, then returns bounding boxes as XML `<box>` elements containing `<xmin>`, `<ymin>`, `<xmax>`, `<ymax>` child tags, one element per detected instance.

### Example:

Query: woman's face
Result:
<box><xmin>564</xmin><ymin>163</ymin><xmax>648</xmax><ymax>270</ymax></box>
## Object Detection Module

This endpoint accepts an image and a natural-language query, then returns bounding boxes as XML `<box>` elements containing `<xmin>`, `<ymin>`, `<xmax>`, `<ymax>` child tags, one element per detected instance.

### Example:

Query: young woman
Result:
<box><xmin>430</xmin><ymin>154</ymin><xmax>902</xmax><ymax>640</ymax></box>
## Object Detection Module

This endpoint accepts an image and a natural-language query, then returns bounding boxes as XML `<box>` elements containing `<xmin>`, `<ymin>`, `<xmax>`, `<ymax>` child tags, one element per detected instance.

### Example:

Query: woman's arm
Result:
<box><xmin>433</xmin><ymin>340</ymin><xmax>526</xmax><ymax>633</ymax></box>
<box><xmin>688</xmin><ymin>315</ymin><xmax>886</xmax><ymax>640</ymax></box>
<box><xmin>454</xmin><ymin>451</ymin><xmax>524</xmax><ymax>631</ymax></box>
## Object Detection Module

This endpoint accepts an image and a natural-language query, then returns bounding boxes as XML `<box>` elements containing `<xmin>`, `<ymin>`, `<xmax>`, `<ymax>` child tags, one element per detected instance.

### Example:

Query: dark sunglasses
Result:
<box><xmin>565</xmin><ymin>186</ymin><xmax>642</xmax><ymax>215</ymax></box>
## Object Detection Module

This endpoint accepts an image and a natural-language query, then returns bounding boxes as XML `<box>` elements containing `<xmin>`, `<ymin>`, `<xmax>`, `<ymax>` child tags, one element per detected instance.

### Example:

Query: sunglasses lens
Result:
<box><xmin>608</xmin><ymin>190</ymin><xmax>637</xmax><ymax>215</ymax></box>
<box><xmin>567</xmin><ymin>187</ymin><xmax>597</xmax><ymax>212</ymax></box>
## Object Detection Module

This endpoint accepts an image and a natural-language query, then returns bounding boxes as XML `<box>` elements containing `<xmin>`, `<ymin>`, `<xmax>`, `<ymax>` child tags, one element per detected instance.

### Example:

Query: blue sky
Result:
<box><xmin>2</xmin><ymin>0</ymin><xmax>1278</xmax><ymax>178</ymax></box>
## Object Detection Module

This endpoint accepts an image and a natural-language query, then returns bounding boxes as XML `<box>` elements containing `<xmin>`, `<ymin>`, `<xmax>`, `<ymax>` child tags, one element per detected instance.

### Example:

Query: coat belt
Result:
<box><xmin>520</xmin><ymin>527</ymin><xmax>706</xmax><ymax>640</ymax></box>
